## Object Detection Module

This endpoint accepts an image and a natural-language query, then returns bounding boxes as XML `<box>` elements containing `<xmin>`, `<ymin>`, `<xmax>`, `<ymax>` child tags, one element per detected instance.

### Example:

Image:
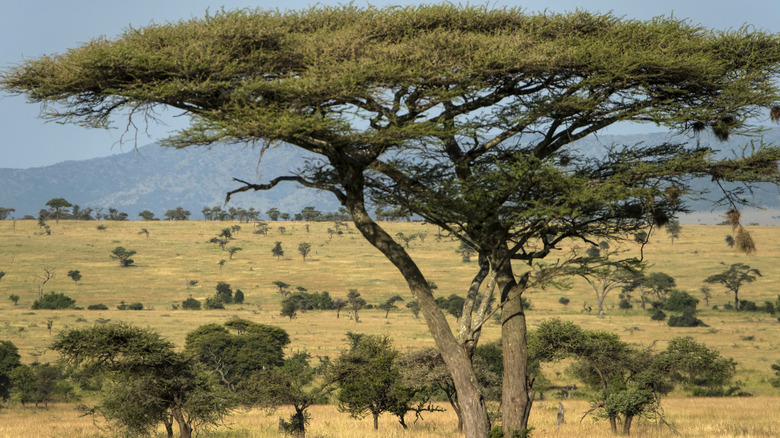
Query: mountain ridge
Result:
<box><xmin>1</xmin><ymin>129</ymin><xmax>779</xmax><ymax>222</ymax></box>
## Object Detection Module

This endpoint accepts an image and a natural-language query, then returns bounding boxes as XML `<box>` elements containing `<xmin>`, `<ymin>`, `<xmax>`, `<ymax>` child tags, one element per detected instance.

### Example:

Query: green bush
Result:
<box><xmin>32</xmin><ymin>292</ymin><xmax>76</xmax><ymax>310</ymax></box>
<box><xmin>116</xmin><ymin>301</ymin><xmax>143</xmax><ymax>310</ymax></box>
<box><xmin>181</xmin><ymin>297</ymin><xmax>202</xmax><ymax>310</ymax></box>
<box><xmin>664</xmin><ymin>290</ymin><xmax>699</xmax><ymax>313</ymax></box>
<box><xmin>87</xmin><ymin>304</ymin><xmax>109</xmax><ymax>310</ymax></box>
<box><xmin>668</xmin><ymin>310</ymin><xmax>707</xmax><ymax>327</ymax></box>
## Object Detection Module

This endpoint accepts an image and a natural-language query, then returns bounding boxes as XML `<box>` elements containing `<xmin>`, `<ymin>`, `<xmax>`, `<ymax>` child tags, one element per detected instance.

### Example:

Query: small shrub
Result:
<box><xmin>650</xmin><ymin>309</ymin><xmax>667</xmax><ymax>321</ymax></box>
<box><xmin>181</xmin><ymin>297</ymin><xmax>202</xmax><ymax>310</ymax></box>
<box><xmin>234</xmin><ymin>289</ymin><xmax>245</xmax><ymax>304</ymax></box>
<box><xmin>32</xmin><ymin>292</ymin><xmax>76</xmax><ymax>310</ymax></box>
<box><xmin>668</xmin><ymin>310</ymin><xmax>707</xmax><ymax>327</ymax></box>
<box><xmin>204</xmin><ymin>297</ymin><xmax>225</xmax><ymax>309</ymax></box>
<box><xmin>87</xmin><ymin>304</ymin><xmax>108</xmax><ymax>310</ymax></box>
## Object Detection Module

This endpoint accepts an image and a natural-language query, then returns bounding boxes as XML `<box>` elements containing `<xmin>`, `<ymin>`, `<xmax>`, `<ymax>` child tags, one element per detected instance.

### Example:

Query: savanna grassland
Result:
<box><xmin>1</xmin><ymin>219</ymin><xmax>779</xmax><ymax>437</ymax></box>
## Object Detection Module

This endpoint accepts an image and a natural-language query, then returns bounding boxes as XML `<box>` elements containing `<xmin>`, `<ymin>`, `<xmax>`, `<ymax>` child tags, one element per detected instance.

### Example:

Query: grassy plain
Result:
<box><xmin>1</xmin><ymin>219</ymin><xmax>779</xmax><ymax>437</ymax></box>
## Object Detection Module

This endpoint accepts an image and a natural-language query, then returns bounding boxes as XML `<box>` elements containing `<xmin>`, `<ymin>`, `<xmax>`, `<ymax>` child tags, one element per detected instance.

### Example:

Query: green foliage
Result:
<box><xmin>532</xmin><ymin>319</ymin><xmax>736</xmax><ymax>434</ymax></box>
<box><xmin>271</xmin><ymin>242</ymin><xmax>284</xmax><ymax>260</ymax></box>
<box><xmin>185</xmin><ymin>319</ymin><xmax>289</xmax><ymax>393</ymax></box>
<box><xmin>298</xmin><ymin>242</ymin><xmax>312</xmax><ymax>261</ymax></box>
<box><xmin>347</xmin><ymin>289</ymin><xmax>367</xmax><ymax>322</ymax></box>
<box><xmin>378</xmin><ymin>295</ymin><xmax>404</xmax><ymax>318</ymax></box>
<box><xmin>52</xmin><ymin>322</ymin><xmax>236</xmax><ymax>436</ymax></box>
<box><xmin>650</xmin><ymin>309</ymin><xmax>667</xmax><ymax>321</ymax></box>
<box><xmin>9</xmin><ymin>362</ymin><xmax>74</xmax><ymax>407</ymax></box>
<box><xmin>667</xmin><ymin>310</ymin><xmax>707</xmax><ymax>327</ymax></box>
<box><xmin>87</xmin><ymin>303</ymin><xmax>108</xmax><ymax>310</ymax></box>
<box><xmin>0</xmin><ymin>340</ymin><xmax>21</xmax><ymax>402</ymax></box>
<box><xmin>664</xmin><ymin>290</ymin><xmax>699</xmax><ymax>313</ymax></box>
<box><xmin>233</xmin><ymin>289</ymin><xmax>245</xmax><ymax>304</ymax></box>
<box><xmin>67</xmin><ymin>269</ymin><xmax>81</xmax><ymax>282</ymax></box>
<box><xmin>331</xmin><ymin>334</ymin><xmax>412</xmax><ymax>429</ymax></box>
<box><xmin>435</xmin><ymin>294</ymin><xmax>465</xmax><ymax>318</ymax></box>
<box><xmin>704</xmin><ymin>263</ymin><xmax>762</xmax><ymax>311</ymax></box>
<box><xmin>110</xmin><ymin>246</ymin><xmax>136</xmax><ymax>267</ymax></box>
<box><xmin>405</xmin><ymin>300</ymin><xmax>420</xmax><ymax>318</ymax></box>
<box><xmin>117</xmin><ymin>301</ymin><xmax>143</xmax><ymax>310</ymax></box>
<box><xmin>164</xmin><ymin>206</ymin><xmax>191</xmax><ymax>221</ymax></box>
<box><xmin>181</xmin><ymin>296</ymin><xmax>201</xmax><ymax>310</ymax></box>
<box><xmin>32</xmin><ymin>292</ymin><xmax>76</xmax><ymax>310</ymax></box>
<box><xmin>8</xmin><ymin>294</ymin><xmax>19</xmax><ymax>306</ymax></box>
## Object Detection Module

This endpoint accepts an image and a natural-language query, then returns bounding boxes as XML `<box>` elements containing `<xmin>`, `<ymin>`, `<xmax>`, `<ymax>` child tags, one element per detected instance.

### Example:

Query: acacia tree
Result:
<box><xmin>45</xmin><ymin>198</ymin><xmax>72</xmax><ymax>224</ymax></box>
<box><xmin>4</xmin><ymin>6</ymin><xmax>780</xmax><ymax>436</ymax></box>
<box><xmin>52</xmin><ymin>323</ymin><xmax>235</xmax><ymax>438</ymax></box>
<box><xmin>704</xmin><ymin>262</ymin><xmax>762</xmax><ymax>311</ymax></box>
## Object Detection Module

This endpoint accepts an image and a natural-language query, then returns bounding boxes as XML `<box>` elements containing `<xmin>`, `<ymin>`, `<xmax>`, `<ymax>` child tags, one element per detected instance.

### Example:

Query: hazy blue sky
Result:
<box><xmin>2</xmin><ymin>0</ymin><xmax>779</xmax><ymax>169</ymax></box>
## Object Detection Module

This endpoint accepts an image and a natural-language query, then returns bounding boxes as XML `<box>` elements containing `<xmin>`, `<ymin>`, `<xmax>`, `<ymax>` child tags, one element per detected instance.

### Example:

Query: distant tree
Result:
<box><xmin>209</xmin><ymin>237</ymin><xmax>229</xmax><ymax>250</ymax></box>
<box><xmin>0</xmin><ymin>271</ymin><xmax>5</xmax><ymax>282</ymax></box>
<box><xmin>138</xmin><ymin>210</ymin><xmax>157</xmax><ymax>221</ymax></box>
<box><xmin>215</xmin><ymin>282</ymin><xmax>234</xmax><ymax>304</ymax></box>
<box><xmin>435</xmin><ymin>295</ymin><xmax>466</xmax><ymax>319</ymax></box>
<box><xmin>771</xmin><ymin>362</ymin><xmax>780</xmax><ymax>390</ymax></box>
<box><xmin>299</xmin><ymin>206</ymin><xmax>322</xmax><ymax>222</ymax></box>
<box><xmin>395</xmin><ymin>232</ymin><xmax>418</xmax><ymax>249</ymax></box>
<box><xmin>117</xmin><ymin>301</ymin><xmax>144</xmax><ymax>310</ymax></box>
<box><xmin>227</xmin><ymin>247</ymin><xmax>242</xmax><ymax>260</ymax></box>
<box><xmin>558</xmin><ymin>297</ymin><xmax>570</xmax><ymax>308</ymax></box>
<box><xmin>164</xmin><ymin>207</ymin><xmax>191</xmax><ymax>221</ymax></box>
<box><xmin>457</xmin><ymin>241</ymin><xmax>476</xmax><ymax>262</ymax></box>
<box><xmin>700</xmin><ymin>286</ymin><xmax>712</xmax><ymax>307</ymax></box>
<box><xmin>378</xmin><ymin>295</ymin><xmax>405</xmax><ymax>318</ymax></box>
<box><xmin>272</xmin><ymin>281</ymin><xmax>290</xmax><ymax>296</ymax></box>
<box><xmin>9</xmin><ymin>294</ymin><xmax>19</xmax><ymax>306</ymax></box>
<box><xmin>219</xmin><ymin>227</ymin><xmax>234</xmax><ymax>240</ymax></box>
<box><xmin>347</xmin><ymin>289</ymin><xmax>366</xmax><ymax>323</ymax></box>
<box><xmin>0</xmin><ymin>340</ymin><xmax>21</xmax><ymax>402</ymax></box>
<box><xmin>9</xmin><ymin>362</ymin><xmax>73</xmax><ymax>408</ymax></box>
<box><xmin>280</xmin><ymin>298</ymin><xmax>298</xmax><ymax>320</ymax></box>
<box><xmin>570</xmin><ymin>243</ymin><xmax>640</xmax><ymax>317</ymax></box>
<box><xmin>704</xmin><ymin>263</ymin><xmax>762</xmax><ymax>311</ymax></box>
<box><xmin>34</xmin><ymin>267</ymin><xmax>55</xmax><ymax>299</ymax></box>
<box><xmin>110</xmin><ymin>246</ymin><xmax>136</xmax><ymax>267</ymax></box>
<box><xmin>54</xmin><ymin>323</ymin><xmax>235</xmax><ymax>437</ymax></box>
<box><xmin>232</xmin><ymin>289</ymin><xmax>244</xmax><ymax>305</ymax></box>
<box><xmin>725</xmin><ymin>235</ymin><xmax>736</xmax><ymax>248</ymax></box>
<box><xmin>272</xmin><ymin>242</ymin><xmax>284</xmax><ymax>260</ymax></box>
<box><xmin>298</xmin><ymin>242</ymin><xmax>312</xmax><ymax>261</ymax></box>
<box><xmin>67</xmin><ymin>269</ymin><xmax>81</xmax><ymax>283</ymax></box>
<box><xmin>279</xmin><ymin>213</ymin><xmax>290</xmax><ymax>221</ymax></box>
<box><xmin>333</xmin><ymin>298</ymin><xmax>347</xmax><ymax>318</ymax></box>
<box><xmin>45</xmin><ymin>198</ymin><xmax>72</xmax><ymax>224</ymax></box>
<box><xmin>32</xmin><ymin>292</ymin><xmax>76</xmax><ymax>310</ymax></box>
<box><xmin>266</xmin><ymin>208</ymin><xmax>281</xmax><ymax>221</ymax></box>
<box><xmin>0</xmin><ymin>207</ymin><xmax>15</xmax><ymax>220</ymax></box>
<box><xmin>665</xmin><ymin>219</ymin><xmax>682</xmax><ymax>244</ymax></box>
<box><xmin>405</xmin><ymin>301</ymin><xmax>421</xmax><ymax>318</ymax></box>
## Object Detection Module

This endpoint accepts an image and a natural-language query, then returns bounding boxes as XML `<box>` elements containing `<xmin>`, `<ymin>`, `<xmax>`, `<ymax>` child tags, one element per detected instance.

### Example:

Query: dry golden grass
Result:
<box><xmin>1</xmin><ymin>398</ymin><xmax>779</xmax><ymax>437</ymax></box>
<box><xmin>1</xmin><ymin>220</ymin><xmax>780</xmax><ymax>436</ymax></box>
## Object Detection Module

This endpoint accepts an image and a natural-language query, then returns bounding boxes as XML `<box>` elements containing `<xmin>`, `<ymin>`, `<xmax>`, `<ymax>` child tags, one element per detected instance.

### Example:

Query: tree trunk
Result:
<box><xmin>609</xmin><ymin>416</ymin><xmax>618</xmax><ymax>434</ymax></box>
<box><xmin>171</xmin><ymin>407</ymin><xmax>192</xmax><ymax>438</ymax></box>
<box><xmin>734</xmin><ymin>290</ymin><xmax>740</xmax><ymax>311</ymax></box>
<box><xmin>373</xmin><ymin>413</ymin><xmax>379</xmax><ymax>430</ymax></box>
<box><xmin>163</xmin><ymin>415</ymin><xmax>174</xmax><ymax>438</ymax></box>
<box><xmin>623</xmin><ymin>414</ymin><xmax>634</xmax><ymax>435</ymax></box>
<box><xmin>498</xmin><ymin>275</ymin><xmax>533</xmax><ymax>437</ymax></box>
<box><xmin>343</xmin><ymin>183</ymin><xmax>490</xmax><ymax>438</ymax></box>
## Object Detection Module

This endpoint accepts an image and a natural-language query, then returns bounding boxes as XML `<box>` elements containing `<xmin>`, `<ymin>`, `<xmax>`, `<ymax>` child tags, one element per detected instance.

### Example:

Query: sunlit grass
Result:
<box><xmin>1</xmin><ymin>220</ymin><xmax>780</xmax><ymax>436</ymax></box>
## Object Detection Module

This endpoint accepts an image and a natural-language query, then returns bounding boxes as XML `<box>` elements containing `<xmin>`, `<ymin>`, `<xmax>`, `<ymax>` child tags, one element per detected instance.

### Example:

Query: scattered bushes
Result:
<box><xmin>87</xmin><ymin>304</ymin><xmax>108</xmax><ymax>310</ymax></box>
<box><xmin>116</xmin><ymin>301</ymin><xmax>143</xmax><ymax>310</ymax></box>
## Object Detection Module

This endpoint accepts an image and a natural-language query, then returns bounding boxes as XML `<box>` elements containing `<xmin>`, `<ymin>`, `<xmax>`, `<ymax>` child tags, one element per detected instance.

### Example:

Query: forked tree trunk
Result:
<box><xmin>623</xmin><ymin>414</ymin><xmax>634</xmax><ymax>435</ymax></box>
<box><xmin>171</xmin><ymin>407</ymin><xmax>192</xmax><ymax>438</ymax></box>
<box><xmin>344</xmin><ymin>187</ymin><xmax>491</xmax><ymax>438</ymax></box>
